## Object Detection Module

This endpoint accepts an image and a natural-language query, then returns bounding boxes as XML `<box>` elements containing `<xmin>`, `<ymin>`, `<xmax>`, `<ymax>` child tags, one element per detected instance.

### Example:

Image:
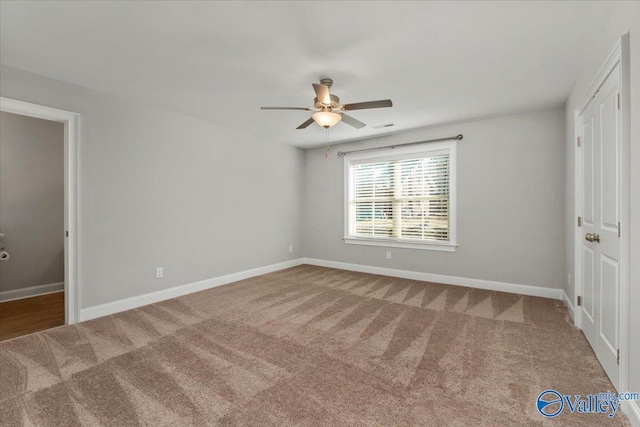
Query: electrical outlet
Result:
<box><xmin>568</xmin><ymin>274</ymin><xmax>571</xmax><ymax>285</ymax></box>
<box><xmin>289</xmin><ymin>245</ymin><xmax>293</xmax><ymax>253</ymax></box>
<box><xmin>386</xmin><ymin>251</ymin><xmax>391</xmax><ymax>260</ymax></box>
<box><xmin>155</xmin><ymin>267</ymin><xmax>164</xmax><ymax>279</ymax></box>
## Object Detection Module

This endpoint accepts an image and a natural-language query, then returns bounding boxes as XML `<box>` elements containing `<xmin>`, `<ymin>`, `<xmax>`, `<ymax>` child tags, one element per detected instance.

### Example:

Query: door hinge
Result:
<box><xmin>578</xmin><ymin>216</ymin><xmax>582</xmax><ymax>227</ymax></box>
<box><xmin>65</xmin><ymin>231</ymin><xmax>69</xmax><ymax>237</ymax></box>
<box><xmin>617</xmin><ymin>349</ymin><xmax>620</xmax><ymax>365</ymax></box>
<box><xmin>577</xmin><ymin>136</ymin><xmax>581</xmax><ymax>147</ymax></box>
<box><xmin>617</xmin><ymin>93</ymin><xmax>621</xmax><ymax>109</ymax></box>
<box><xmin>618</xmin><ymin>222</ymin><xmax>621</xmax><ymax>237</ymax></box>
<box><xmin>577</xmin><ymin>296</ymin><xmax>582</xmax><ymax>306</ymax></box>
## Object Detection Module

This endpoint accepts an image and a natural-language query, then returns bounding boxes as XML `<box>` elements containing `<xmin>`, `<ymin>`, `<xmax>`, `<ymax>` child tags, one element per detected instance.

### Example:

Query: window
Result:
<box><xmin>344</xmin><ymin>141</ymin><xmax>457</xmax><ymax>251</ymax></box>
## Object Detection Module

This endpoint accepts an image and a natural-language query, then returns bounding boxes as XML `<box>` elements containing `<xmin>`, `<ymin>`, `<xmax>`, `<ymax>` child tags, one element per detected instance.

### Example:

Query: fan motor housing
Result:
<box><xmin>314</xmin><ymin>94</ymin><xmax>341</xmax><ymax>110</ymax></box>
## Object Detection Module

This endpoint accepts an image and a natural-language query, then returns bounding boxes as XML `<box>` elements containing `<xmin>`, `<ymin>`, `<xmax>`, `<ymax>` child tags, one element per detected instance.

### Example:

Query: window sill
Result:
<box><xmin>343</xmin><ymin>237</ymin><xmax>457</xmax><ymax>252</ymax></box>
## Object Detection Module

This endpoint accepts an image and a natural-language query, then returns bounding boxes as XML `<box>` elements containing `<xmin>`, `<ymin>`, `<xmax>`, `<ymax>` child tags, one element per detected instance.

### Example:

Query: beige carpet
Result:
<box><xmin>1</xmin><ymin>265</ymin><xmax>630</xmax><ymax>426</ymax></box>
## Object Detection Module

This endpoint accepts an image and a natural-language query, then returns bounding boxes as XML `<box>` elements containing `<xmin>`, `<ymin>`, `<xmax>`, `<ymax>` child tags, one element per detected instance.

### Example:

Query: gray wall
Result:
<box><xmin>563</xmin><ymin>1</ymin><xmax>640</xmax><ymax>404</ymax></box>
<box><xmin>0</xmin><ymin>64</ymin><xmax>304</xmax><ymax>309</ymax></box>
<box><xmin>303</xmin><ymin>108</ymin><xmax>565</xmax><ymax>289</ymax></box>
<box><xmin>0</xmin><ymin>111</ymin><xmax>64</xmax><ymax>292</ymax></box>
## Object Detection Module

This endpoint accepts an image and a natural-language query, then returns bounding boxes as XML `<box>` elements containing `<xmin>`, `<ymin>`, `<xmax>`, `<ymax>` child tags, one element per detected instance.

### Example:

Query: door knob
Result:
<box><xmin>585</xmin><ymin>233</ymin><xmax>600</xmax><ymax>243</ymax></box>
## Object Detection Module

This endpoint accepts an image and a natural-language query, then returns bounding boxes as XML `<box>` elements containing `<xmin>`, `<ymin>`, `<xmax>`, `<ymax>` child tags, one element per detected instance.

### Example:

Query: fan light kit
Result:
<box><xmin>312</xmin><ymin>111</ymin><xmax>342</xmax><ymax>128</ymax></box>
<box><xmin>261</xmin><ymin>78</ymin><xmax>392</xmax><ymax>130</ymax></box>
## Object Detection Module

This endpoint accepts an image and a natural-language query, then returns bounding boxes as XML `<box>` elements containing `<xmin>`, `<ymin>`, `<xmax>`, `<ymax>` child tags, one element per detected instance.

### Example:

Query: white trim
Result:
<box><xmin>343</xmin><ymin>237</ymin><xmax>457</xmax><ymax>252</ymax></box>
<box><xmin>80</xmin><ymin>256</ymin><xmax>565</xmax><ymax>322</ymax></box>
<box><xmin>343</xmin><ymin>140</ymin><xmax>457</xmax><ymax>251</ymax></box>
<box><xmin>618</xmin><ymin>34</ymin><xmax>632</xmax><ymax>408</ymax></box>
<box><xmin>563</xmin><ymin>291</ymin><xmax>575</xmax><ymax>323</ymax></box>
<box><xmin>302</xmin><ymin>258</ymin><xmax>563</xmax><ymax>300</ymax></box>
<box><xmin>80</xmin><ymin>259</ymin><xmax>304</xmax><ymax>321</ymax></box>
<box><xmin>573</xmin><ymin>105</ymin><xmax>583</xmax><ymax>330</ymax></box>
<box><xmin>0</xmin><ymin>97</ymin><xmax>80</xmax><ymax>325</ymax></box>
<box><xmin>621</xmin><ymin>401</ymin><xmax>640</xmax><ymax>427</ymax></box>
<box><xmin>0</xmin><ymin>282</ymin><xmax>64</xmax><ymax>302</ymax></box>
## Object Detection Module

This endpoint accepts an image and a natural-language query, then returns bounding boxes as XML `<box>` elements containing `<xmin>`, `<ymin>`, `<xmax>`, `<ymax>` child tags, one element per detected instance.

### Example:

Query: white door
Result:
<box><xmin>578</xmin><ymin>63</ymin><xmax>621</xmax><ymax>387</ymax></box>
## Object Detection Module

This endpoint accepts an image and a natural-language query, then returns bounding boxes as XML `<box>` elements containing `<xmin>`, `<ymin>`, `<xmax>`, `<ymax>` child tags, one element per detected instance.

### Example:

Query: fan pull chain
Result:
<box><xmin>325</xmin><ymin>128</ymin><xmax>331</xmax><ymax>158</ymax></box>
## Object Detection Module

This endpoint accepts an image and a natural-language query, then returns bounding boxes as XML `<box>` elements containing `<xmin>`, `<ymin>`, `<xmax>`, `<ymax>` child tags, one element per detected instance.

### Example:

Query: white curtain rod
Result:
<box><xmin>337</xmin><ymin>134</ymin><xmax>463</xmax><ymax>156</ymax></box>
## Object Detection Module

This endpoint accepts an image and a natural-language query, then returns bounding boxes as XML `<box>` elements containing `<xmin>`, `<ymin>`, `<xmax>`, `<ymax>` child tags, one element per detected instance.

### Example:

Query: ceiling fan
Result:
<box><xmin>261</xmin><ymin>78</ymin><xmax>392</xmax><ymax>130</ymax></box>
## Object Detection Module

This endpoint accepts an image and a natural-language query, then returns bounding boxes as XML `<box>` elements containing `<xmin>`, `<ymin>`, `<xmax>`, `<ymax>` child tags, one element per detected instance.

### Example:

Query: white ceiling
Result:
<box><xmin>0</xmin><ymin>1</ymin><xmax>616</xmax><ymax>148</ymax></box>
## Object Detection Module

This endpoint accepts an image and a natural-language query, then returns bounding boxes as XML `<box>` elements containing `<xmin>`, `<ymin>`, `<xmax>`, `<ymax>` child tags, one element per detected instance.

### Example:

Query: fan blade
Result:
<box><xmin>343</xmin><ymin>99</ymin><xmax>393</xmax><ymax>110</ymax></box>
<box><xmin>340</xmin><ymin>113</ymin><xmax>366</xmax><ymax>129</ymax></box>
<box><xmin>312</xmin><ymin>83</ymin><xmax>331</xmax><ymax>105</ymax></box>
<box><xmin>296</xmin><ymin>117</ymin><xmax>315</xmax><ymax>129</ymax></box>
<box><xmin>261</xmin><ymin>107</ymin><xmax>312</xmax><ymax>110</ymax></box>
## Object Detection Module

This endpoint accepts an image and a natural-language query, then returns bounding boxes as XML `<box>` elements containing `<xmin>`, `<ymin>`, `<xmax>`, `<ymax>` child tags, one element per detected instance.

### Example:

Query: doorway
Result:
<box><xmin>0</xmin><ymin>111</ymin><xmax>64</xmax><ymax>339</ymax></box>
<box><xmin>0</xmin><ymin>97</ymin><xmax>79</xmax><ymax>338</ymax></box>
<box><xmin>574</xmin><ymin>36</ymin><xmax>630</xmax><ymax>391</ymax></box>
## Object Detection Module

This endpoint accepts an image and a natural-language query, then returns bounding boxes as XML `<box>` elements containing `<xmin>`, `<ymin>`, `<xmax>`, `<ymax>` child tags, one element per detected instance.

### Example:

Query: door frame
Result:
<box><xmin>0</xmin><ymin>97</ymin><xmax>80</xmax><ymax>325</ymax></box>
<box><xmin>573</xmin><ymin>34</ymin><xmax>630</xmax><ymax>391</ymax></box>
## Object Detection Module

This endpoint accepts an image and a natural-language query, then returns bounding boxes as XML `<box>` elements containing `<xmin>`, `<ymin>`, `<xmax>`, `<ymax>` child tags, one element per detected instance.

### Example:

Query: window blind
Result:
<box><xmin>349</xmin><ymin>153</ymin><xmax>450</xmax><ymax>242</ymax></box>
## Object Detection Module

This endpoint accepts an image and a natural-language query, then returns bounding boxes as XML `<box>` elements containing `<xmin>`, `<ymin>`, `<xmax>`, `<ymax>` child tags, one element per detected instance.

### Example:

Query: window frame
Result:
<box><xmin>343</xmin><ymin>140</ymin><xmax>457</xmax><ymax>252</ymax></box>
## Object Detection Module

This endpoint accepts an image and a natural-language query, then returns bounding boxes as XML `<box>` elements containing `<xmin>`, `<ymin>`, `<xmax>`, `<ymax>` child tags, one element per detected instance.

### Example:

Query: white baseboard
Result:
<box><xmin>80</xmin><ymin>258</ymin><xmax>304</xmax><ymax>321</ymax></box>
<box><xmin>302</xmin><ymin>258</ymin><xmax>564</xmax><ymax>300</ymax></box>
<box><xmin>563</xmin><ymin>291</ymin><xmax>576</xmax><ymax>323</ymax></box>
<box><xmin>622</xmin><ymin>401</ymin><xmax>640</xmax><ymax>427</ymax></box>
<box><xmin>81</xmin><ymin>257</ymin><xmax>566</xmax><ymax>322</ymax></box>
<box><xmin>0</xmin><ymin>281</ymin><xmax>64</xmax><ymax>302</ymax></box>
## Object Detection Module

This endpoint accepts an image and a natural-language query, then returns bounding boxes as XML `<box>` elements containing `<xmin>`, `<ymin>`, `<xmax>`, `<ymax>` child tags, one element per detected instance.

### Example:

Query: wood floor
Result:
<box><xmin>0</xmin><ymin>292</ymin><xmax>65</xmax><ymax>341</ymax></box>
